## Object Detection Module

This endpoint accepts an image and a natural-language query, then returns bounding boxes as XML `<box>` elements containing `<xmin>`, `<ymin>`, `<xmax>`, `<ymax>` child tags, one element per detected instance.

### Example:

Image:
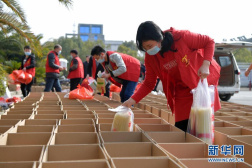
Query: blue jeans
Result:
<box><xmin>120</xmin><ymin>80</ymin><xmax>138</xmax><ymax>103</ymax></box>
<box><xmin>44</xmin><ymin>78</ymin><xmax>62</xmax><ymax>92</ymax></box>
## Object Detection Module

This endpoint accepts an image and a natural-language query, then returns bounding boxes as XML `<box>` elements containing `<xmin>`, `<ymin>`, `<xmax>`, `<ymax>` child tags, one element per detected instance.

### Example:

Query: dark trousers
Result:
<box><xmin>120</xmin><ymin>80</ymin><xmax>138</xmax><ymax>103</ymax></box>
<box><xmin>21</xmin><ymin>77</ymin><xmax>34</xmax><ymax>97</ymax></box>
<box><xmin>44</xmin><ymin>78</ymin><xmax>61</xmax><ymax>92</ymax></box>
<box><xmin>175</xmin><ymin>119</ymin><xmax>189</xmax><ymax>132</ymax></box>
<box><xmin>153</xmin><ymin>78</ymin><xmax>160</xmax><ymax>91</ymax></box>
<box><xmin>70</xmin><ymin>78</ymin><xmax>82</xmax><ymax>91</ymax></box>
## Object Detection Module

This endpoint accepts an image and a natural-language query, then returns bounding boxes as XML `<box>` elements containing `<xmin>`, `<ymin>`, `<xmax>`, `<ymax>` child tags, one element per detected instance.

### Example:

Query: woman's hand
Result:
<box><xmin>101</xmin><ymin>73</ymin><xmax>111</xmax><ymax>79</ymax></box>
<box><xmin>198</xmin><ymin>60</ymin><xmax>210</xmax><ymax>79</ymax></box>
<box><xmin>122</xmin><ymin>98</ymin><xmax>136</xmax><ymax>108</ymax></box>
<box><xmin>245</xmin><ymin>69</ymin><xmax>251</xmax><ymax>77</ymax></box>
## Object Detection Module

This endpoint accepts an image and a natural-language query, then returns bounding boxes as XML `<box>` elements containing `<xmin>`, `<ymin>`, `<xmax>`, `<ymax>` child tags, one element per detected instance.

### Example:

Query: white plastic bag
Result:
<box><xmin>109</xmin><ymin>106</ymin><xmax>134</xmax><ymax>132</ymax></box>
<box><xmin>187</xmin><ymin>79</ymin><xmax>215</xmax><ymax>144</ymax></box>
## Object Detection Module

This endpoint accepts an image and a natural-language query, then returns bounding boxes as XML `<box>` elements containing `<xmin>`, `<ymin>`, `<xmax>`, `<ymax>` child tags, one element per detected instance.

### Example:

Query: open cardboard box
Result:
<box><xmin>228</xmin><ymin>121</ymin><xmax>252</xmax><ymax>127</ymax></box>
<box><xmin>0</xmin><ymin>126</ymin><xmax>14</xmax><ymax>134</ymax></box>
<box><xmin>34</xmin><ymin>114</ymin><xmax>64</xmax><ymax>120</ymax></box>
<box><xmin>214</xmin><ymin>112</ymin><xmax>233</xmax><ymax>117</ymax></box>
<box><xmin>66</xmin><ymin>114</ymin><xmax>96</xmax><ymax>119</ymax></box>
<box><xmin>50</xmin><ymin>132</ymin><xmax>100</xmax><ymax>145</ymax></box>
<box><xmin>99</xmin><ymin>132</ymin><xmax>151</xmax><ymax>144</ymax></box>
<box><xmin>87</xmin><ymin>107</ymin><xmax>110</xmax><ymax>111</ymax></box>
<box><xmin>0</xmin><ymin>114</ymin><xmax>34</xmax><ymax>120</ymax></box>
<box><xmin>23</xmin><ymin>119</ymin><xmax>58</xmax><ymax>126</ymax></box>
<box><xmin>214</xmin><ymin>121</ymin><xmax>241</xmax><ymax>127</ymax></box>
<box><xmin>111</xmin><ymin>157</ymin><xmax>181</xmax><ymax>168</ymax></box>
<box><xmin>179</xmin><ymin>158</ymin><xmax>252</xmax><ymax>168</ymax></box>
<box><xmin>135</xmin><ymin>124</ymin><xmax>182</xmax><ymax>132</ymax></box>
<box><xmin>134</xmin><ymin>118</ymin><xmax>169</xmax><ymax>125</ymax></box>
<box><xmin>37</xmin><ymin>110</ymin><xmax>64</xmax><ymax>114</ymax></box>
<box><xmin>55</xmin><ymin>124</ymin><xmax>96</xmax><ymax>133</ymax></box>
<box><xmin>0</xmin><ymin>119</ymin><xmax>22</xmax><ymax>126</ymax></box>
<box><xmin>97</xmin><ymin>118</ymin><xmax>114</xmax><ymax>124</ymax></box>
<box><xmin>7</xmin><ymin>110</ymin><xmax>34</xmax><ymax>114</ymax></box>
<box><xmin>38</xmin><ymin>160</ymin><xmax>111</xmax><ymax>168</ymax></box>
<box><xmin>16</xmin><ymin>125</ymin><xmax>55</xmax><ymax>133</ymax></box>
<box><xmin>103</xmin><ymin>142</ymin><xmax>168</xmax><ymax>159</ymax></box>
<box><xmin>37</xmin><ymin>106</ymin><xmax>62</xmax><ymax>111</ymax></box>
<box><xmin>0</xmin><ymin>162</ymin><xmax>36</xmax><ymax>168</ymax></box>
<box><xmin>62</xmin><ymin>106</ymin><xmax>87</xmax><ymax>111</ymax></box>
<box><xmin>98</xmin><ymin>124</ymin><xmax>112</xmax><ymax>132</ymax></box>
<box><xmin>0</xmin><ymin>145</ymin><xmax>44</xmax><ymax>162</ymax></box>
<box><xmin>147</xmin><ymin>132</ymin><xmax>203</xmax><ymax>144</ymax></box>
<box><xmin>42</xmin><ymin>144</ymin><xmax>106</xmax><ymax>161</ymax></box>
<box><xmin>95</xmin><ymin>110</ymin><xmax>150</xmax><ymax>114</ymax></box>
<box><xmin>65</xmin><ymin>110</ymin><xmax>94</xmax><ymax>114</ymax></box>
<box><xmin>215</xmin><ymin>116</ymin><xmax>250</xmax><ymax>122</ymax></box>
<box><xmin>96</xmin><ymin>113</ymin><xmax>158</xmax><ymax>119</ymax></box>
<box><xmin>237</xmin><ymin>108</ymin><xmax>252</xmax><ymax>113</ymax></box>
<box><xmin>217</xmin><ymin>109</ymin><xmax>242</xmax><ymax>113</ymax></box>
<box><xmin>59</xmin><ymin>119</ymin><xmax>95</xmax><ymax>125</ymax></box>
<box><xmin>0</xmin><ymin>132</ymin><xmax>53</xmax><ymax>146</ymax></box>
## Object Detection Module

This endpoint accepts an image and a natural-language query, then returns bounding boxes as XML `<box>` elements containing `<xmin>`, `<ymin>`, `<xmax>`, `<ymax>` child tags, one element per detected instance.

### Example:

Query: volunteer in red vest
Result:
<box><xmin>44</xmin><ymin>44</ymin><xmax>65</xmax><ymax>92</ymax></box>
<box><xmin>67</xmin><ymin>50</ymin><xmax>84</xmax><ymax>91</ymax></box>
<box><xmin>20</xmin><ymin>45</ymin><xmax>35</xmax><ymax>97</ymax></box>
<box><xmin>91</xmin><ymin>46</ymin><xmax>141</xmax><ymax>102</ymax></box>
<box><xmin>123</xmin><ymin>21</ymin><xmax>221</xmax><ymax>132</ymax></box>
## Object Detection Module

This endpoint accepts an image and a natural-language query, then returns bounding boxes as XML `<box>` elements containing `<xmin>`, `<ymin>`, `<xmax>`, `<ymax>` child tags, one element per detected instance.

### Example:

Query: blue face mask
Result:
<box><xmin>97</xmin><ymin>58</ymin><xmax>105</xmax><ymax>63</ymax></box>
<box><xmin>25</xmin><ymin>52</ymin><xmax>31</xmax><ymax>56</ymax></box>
<box><xmin>147</xmin><ymin>46</ymin><xmax>160</xmax><ymax>55</ymax></box>
<box><xmin>58</xmin><ymin>50</ymin><xmax>61</xmax><ymax>55</ymax></box>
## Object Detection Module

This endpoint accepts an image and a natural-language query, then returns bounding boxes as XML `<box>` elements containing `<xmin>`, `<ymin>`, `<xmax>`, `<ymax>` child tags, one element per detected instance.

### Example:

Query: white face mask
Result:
<box><xmin>146</xmin><ymin>46</ymin><xmax>161</xmax><ymax>55</ymax></box>
<box><xmin>97</xmin><ymin>58</ymin><xmax>105</xmax><ymax>63</ymax></box>
<box><xmin>58</xmin><ymin>50</ymin><xmax>61</xmax><ymax>55</ymax></box>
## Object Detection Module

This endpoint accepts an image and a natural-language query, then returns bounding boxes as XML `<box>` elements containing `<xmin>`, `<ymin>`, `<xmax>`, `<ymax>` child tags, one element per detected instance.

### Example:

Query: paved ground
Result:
<box><xmin>228</xmin><ymin>90</ymin><xmax>252</xmax><ymax>106</ymax></box>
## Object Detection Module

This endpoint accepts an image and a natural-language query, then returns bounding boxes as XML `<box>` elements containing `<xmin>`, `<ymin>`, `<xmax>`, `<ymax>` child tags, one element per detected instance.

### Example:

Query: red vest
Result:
<box><xmin>24</xmin><ymin>57</ymin><xmax>35</xmax><ymax>77</ymax></box>
<box><xmin>46</xmin><ymin>51</ymin><xmax>60</xmax><ymax>73</ymax></box>
<box><xmin>105</xmin><ymin>51</ymin><xmax>140</xmax><ymax>83</ymax></box>
<box><xmin>67</xmin><ymin>56</ymin><xmax>84</xmax><ymax>79</ymax></box>
<box><xmin>92</xmin><ymin>57</ymin><xmax>97</xmax><ymax>79</ymax></box>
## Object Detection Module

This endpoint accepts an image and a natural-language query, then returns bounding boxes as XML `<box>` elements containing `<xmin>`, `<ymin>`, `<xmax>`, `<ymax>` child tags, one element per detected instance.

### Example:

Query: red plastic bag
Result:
<box><xmin>110</xmin><ymin>84</ymin><xmax>121</xmax><ymax>92</ymax></box>
<box><xmin>6</xmin><ymin>97</ymin><xmax>21</xmax><ymax>103</ymax></box>
<box><xmin>81</xmin><ymin>78</ymin><xmax>94</xmax><ymax>93</ymax></box>
<box><xmin>9</xmin><ymin>70</ymin><xmax>32</xmax><ymax>84</ymax></box>
<box><xmin>69</xmin><ymin>84</ymin><xmax>93</xmax><ymax>100</ymax></box>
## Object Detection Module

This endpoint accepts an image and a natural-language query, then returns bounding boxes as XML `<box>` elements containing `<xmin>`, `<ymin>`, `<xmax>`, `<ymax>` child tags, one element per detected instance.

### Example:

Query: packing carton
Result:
<box><xmin>215</xmin><ymin>116</ymin><xmax>250</xmax><ymax>122</ymax></box>
<box><xmin>7</xmin><ymin>110</ymin><xmax>34</xmax><ymax>114</ymax></box>
<box><xmin>66</xmin><ymin>114</ymin><xmax>96</xmax><ymax>119</ymax></box>
<box><xmin>0</xmin><ymin>114</ymin><xmax>33</xmax><ymax>120</ymax></box>
<box><xmin>88</xmin><ymin>107</ymin><xmax>110</xmax><ymax>111</ymax></box>
<box><xmin>37</xmin><ymin>110</ymin><xmax>64</xmax><ymax>114</ymax></box>
<box><xmin>23</xmin><ymin>119</ymin><xmax>58</xmax><ymax>126</ymax></box>
<box><xmin>16</xmin><ymin>125</ymin><xmax>55</xmax><ymax>133</ymax></box>
<box><xmin>0</xmin><ymin>132</ymin><xmax>53</xmax><ymax>146</ymax></box>
<box><xmin>0</xmin><ymin>145</ymin><xmax>44</xmax><ymax>162</ymax></box>
<box><xmin>147</xmin><ymin>132</ymin><xmax>203</xmax><ymax>144</ymax></box>
<box><xmin>37</xmin><ymin>106</ymin><xmax>62</xmax><ymax>111</ymax></box>
<box><xmin>97</xmin><ymin>113</ymin><xmax>158</xmax><ymax>119</ymax></box>
<box><xmin>179</xmin><ymin>159</ymin><xmax>252</xmax><ymax>168</ymax></box>
<box><xmin>134</xmin><ymin>118</ymin><xmax>169</xmax><ymax>125</ymax></box>
<box><xmin>62</xmin><ymin>106</ymin><xmax>87</xmax><ymax>111</ymax></box>
<box><xmin>0</xmin><ymin>126</ymin><xmax>13</xmax><ymax>134</ymax></box>
<box><xmin>214</xmin><ymin>112</ymin><xmax>233</xmax><ymax>116</ymax></box>
<box><xmin>59</xmin><ymin>119</ymin><xmax>95</xmax><ymax>125</ymax></box>
<box><xmin>50</xmin><ymin>132</ymin><xmax>100</xmax><ymax>145</ymax></box>
<box><xmin>99</xmin><ymin>132</ymin><xmax>151</xmax><ymax>143</ymax></box>
<box><xmin>111</xmin><ymin>157</ymin><xmax>182</xmax><ymax>168</ymax></box>
<box><xmin>0</xmin><ymin>119</ymin><xmax>22</xmax><ymax>126</ymax></box>
<box><xmin>0</xmin><ymin>162</ymin><xmax>36</xmax><ymax>168</ymax></box>
<box><xmin>135</xmin><ymin>124</ymin><xmax>182</xmax><ymax>132</ymax></box>
<box><xmin>98</xmin><ymin>124</ymin><xmax>113</xmax><ymax>132</ymax></box>
<box><xmin>55</xmin><ymin>124</ymin><xmax>96</xmax><ymax>133</ymax></box>
<box><xmin>214</xmin><ymin>121</ymin><xmax>241</xmax><ymax>127</ymax></box>
<box><xmin>34</xmin><ymin>114</ymin><xmax>64</xmax><ymax>120</ymax></box>
<box><xmin>65</xmin><ymin>110</ymin><xmax>94</xmax><ymax>114</ymax></box>
<box><xmin>229</xmin><ymin>121</ymin><xmax>252</xmax><ymax>127</ymax></box>
<box><xmin>38</xmin><ymin>160</ymin><xmax>111</xmax><ymax>168</ymax></box>
<box><xmin>42</xmin><ymin>144</ymin><xmax>106</xmax><ymax>161</ymax></box>
<box><xmin>103</xmin><ymin>142</ymin><xmax>168</xmax><ymax>159</ymax></box>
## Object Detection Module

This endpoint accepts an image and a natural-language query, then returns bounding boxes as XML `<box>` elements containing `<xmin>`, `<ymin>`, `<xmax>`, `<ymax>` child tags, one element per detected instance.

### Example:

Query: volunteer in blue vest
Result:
<box><xmin>67</xmin><ymin>50</ymin><xmax>84</xmax><ymax>91</ymax></box>
<box><xmin>91</xmin><ymin>46</ymin><xmax>141</xmax><ymax>103</ymax></box>
<box><xmin>20</xmin><ymin>45</ymin><xmax>35</xmax><ymax>97</ymax></box>
<box><xmin>44</xmin><ymin>44</ymin><xmax>65</xmax><ymax>92</ymax></box>
<box><xmin>123</xmin><ymin>21</ymin><xmax>221</xmax><ymax>132</ymax></box>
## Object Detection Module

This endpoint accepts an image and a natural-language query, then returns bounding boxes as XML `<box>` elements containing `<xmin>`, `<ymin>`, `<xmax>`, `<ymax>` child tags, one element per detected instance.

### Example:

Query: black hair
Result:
<box><xmin>91</xmin><ymin>45</ymin><xmax>105</xmax><ymax>56</ymax></box>
<box><xmin>70</xmin><ymin>49</ymin><xmax>78</xmax><ymax>55</ymax></box>
<box><xmin>136</xmin><ymin>21</ymin><xmax>175</xmax><ymax>57</ymax></box>
<box><xmin>54</xmin><ymin>44</ymin><xmax>61</xmax><ymax>49</ymax></box>
<box><xmin>24</xmin><ymin>45</ymin><xmax>31</xmax><ymax>50</ymax></box>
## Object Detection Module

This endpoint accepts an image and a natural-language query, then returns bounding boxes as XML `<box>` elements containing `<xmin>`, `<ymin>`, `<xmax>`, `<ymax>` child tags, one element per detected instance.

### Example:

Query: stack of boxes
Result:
<box><xmin>0</xmin><ymin>92</ymin><xmax>251</xmax><ymax>167</ymax></box>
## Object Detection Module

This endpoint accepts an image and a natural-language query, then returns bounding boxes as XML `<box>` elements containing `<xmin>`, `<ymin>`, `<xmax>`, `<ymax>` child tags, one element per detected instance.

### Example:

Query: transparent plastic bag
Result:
<box><xmin>187</xmin><ymin>79</ymin><xmax>215</xmax><ymax>144</ymax></box>
<box><xmin>109</xmin><ymin>106</ymin><xmax>134</xmax><ymax>132</ymax></box>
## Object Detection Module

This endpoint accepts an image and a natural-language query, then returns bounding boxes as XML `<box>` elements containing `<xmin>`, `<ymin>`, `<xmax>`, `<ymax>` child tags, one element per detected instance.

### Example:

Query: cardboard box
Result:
<box><xmin>135</xmin><ymin>124</ymin><xmax>182</xmax><ymax>132</ymax></box>
<box><xmin>88</xmin><ymin>107</ymin><xmax>110</xmax><ymax>111</ymax></box>
<box><xmin>37</xmin><ymin>110</ymin><xmax>64</xmax><ymax>114</ymax></box>
<box><xmin>179</xmin><ymin>159</ymin><xmax>252</xmax><ymax>168</ymax></box>
<box><xmin>214</xmin><ymin>112</ymin><xmax>233</xmax><ymax>117</ymax></box>
<box><xmin>24</xmin><ymin>119</ymin><xmax>58</xmax><ymax>126</ymax></box>
<box><xmin>97</xmin><ymin>113</ymin><xmax>158</xmax><ymax>119</ymax></box>
<box><xmin>147</xmin><ymin>132</ymin><xmax>203</xmax><ymax>144</ymax></box>
<box><xmin>66</xmin><ymin>110</ymin><xmax>94</xmax><ymax>115</ymax></box>
<box><xmin>38</xmin><ymin>106</ymin><xmax>62</xmax><ymax>111</ymax></box>
<box><xmin>62</xmin><ymin>107</ymin><xmax>87</xmax><ymax>111</ymax></box>
<box><xmin>0</xmin><ymin>132</ymin><xmax>52</xmax><ymax>146</ymax></box>
<box><xmin>1</xmin><ymin>114</ymin><xmax>33</xmax><ymax>120</ymax></box>
<box><xmin>214</xmin><ymin>121</ymin><xmax>241</xmax><ymax>127</ymax></box>
<box><xmin>67</xmin><ymin>114</ymin><xmax>96</xmax><ymax>119</ymax></box>
<box><xmin>60</xmin><ymin>119</ymin><xmax>94</xmax><ymax>125</ymax></box>
<box><xmin>7</xmin><ymin>111</ymin><xmax>34</xmax><ymax>114</ymax></box>
<box><xmin>0</xmin><ymin>145</ymin><xmax>44</xmax><ymax>162</ymax></box>
<box><xmin>97</xmin><ymin>118</ymin><xmax>114</xmax><ymax>124</ymax></box>
<box><xmin>50</xmin><ymin>132</ymin><xmax>100</xmax><ymax>145</ymax></box>
<box><xmin>215</xmin><ymin>116</ymin><xmax>250</xmax><ymax>122</ymax></box>
<box><xmin>38</xmin><ymin>160</ymin><xmax>111</xmax><ymax>168</ymax></box>
<box><xmin>17</xmin><ymin>125</ymin><xmax>55</xmax><ymax>133</ymax></box>
<box><xmin>103</xmin><ymin>142</ymin><xmax>168</xmax><ymax>159</ymax></box>
<box><xmin>229</xmin><ymin>121</ymin><xmax>252</xmax><ymax>127</ymax></box>
<box><xmin>98</xmin><ymin>124</ymin><xmax>112</xmax><ymax>132</ymax></box>
<box><xmin>42</xmin><ymin>144</ymin><xmax>106</xmax><ymax>161</ymax></box>
<box><xmin>34</xmin><ymin>114</ymin><xmax>64</xmax><ymax>120</ymax></box>
<box><xmin>55</xmin><ymin>124</ymin><xmax>96</xmax><ymax>133</ymax></box>
<box><xmin>0</xmin><ymin>162</ymin><xmax>36</xmax><ymax>168</ymax></box>
<box><xmin>111</xmin><ymin>157</ymin><xmax>181</xmax><ymax>168</ymax></box>
<box><xmin>0</xmin><ymin>119</ymin><xmax>21</xmax><ymax>126</ymax></box>
<box><xmin>135</xmin><ymin>118</ymin><xmax>169</xmax><ymax>125</ymax></box>
<box><xmin>99</xmin><ymin>132</ymin><xmax>151</xmax><ymax>144</ymax></box>
<box><xmin>0</xmin><ymin>126</ymin><xmax>13</xmax><ymax>134</ymax></box>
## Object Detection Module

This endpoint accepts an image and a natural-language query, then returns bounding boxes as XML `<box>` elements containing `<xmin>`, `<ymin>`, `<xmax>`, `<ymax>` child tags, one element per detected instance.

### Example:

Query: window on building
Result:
<box><xmin>94</xmin><ymin>35</ymin><xmax>98</xmax><ymax>41</ymax></box>
<box><xmin>79</xmin><ymin>26</ymin><xmax>89</xmax><ymax>34</ymax></box>
<box><xmin>80</xmin><ymin>35</ymin><xmax>89</xmax><ymax>41</ymax></box>
<box><xmin>91</xmin><ymin>26</ymin><xmax>101</xmax><ymax>34</ymax></box>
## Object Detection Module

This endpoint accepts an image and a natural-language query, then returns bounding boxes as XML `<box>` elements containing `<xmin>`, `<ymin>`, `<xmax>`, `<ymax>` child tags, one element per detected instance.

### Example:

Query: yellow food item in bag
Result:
<box><xmin>112</xmin><ymin>112</ymin><xmax>132</xmax><ymax>132</ymax></box>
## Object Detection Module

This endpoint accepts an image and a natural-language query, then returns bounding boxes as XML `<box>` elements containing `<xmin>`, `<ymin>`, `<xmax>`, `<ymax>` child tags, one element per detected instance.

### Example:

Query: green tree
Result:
<box><xmin>233</xmin><ymin>48</ymin><xmax>252</xmax><ymax>63</ymax></box>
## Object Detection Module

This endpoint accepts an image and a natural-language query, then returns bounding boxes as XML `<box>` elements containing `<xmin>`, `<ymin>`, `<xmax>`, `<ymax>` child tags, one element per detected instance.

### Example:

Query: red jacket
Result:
<box><xmin>67</xmin><ymin>56</ymin><xmax>84</xmax><ymax>79</ymax></box>
<box><xmin>46</xmin><ymin>51</ymin><xmax>60</xmax><ymax>73</ymax></box>
<box><xmin>104</xmin><ymin>51</ymin><xmax>140</xmax><ymax>83</ymax></box>
<box><xmin>24</xmin><ymin>57</ymin><xmax>35</xmax><ymax>77</ymax></box>
<box><xmin>132</xmin><ymin>27</ymin><xmax>221</xmax><ymax>121</ymax></box>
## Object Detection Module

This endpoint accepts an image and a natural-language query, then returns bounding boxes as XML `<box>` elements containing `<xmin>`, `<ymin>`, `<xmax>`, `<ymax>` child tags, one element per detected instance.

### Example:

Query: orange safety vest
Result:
<box><xmin>67</xmin><ymin>56</ymin><xmax>84</xmax><ymax>79</ymax></box>
<box><xmin>24</xmin><ymin>57</ymin><xmax>35</xmax><ymax>77</ymax></box>
<box><xmin>46</xmin><ymin>51</ymin><xmax>60</xmax><ymax>74</ymax></box>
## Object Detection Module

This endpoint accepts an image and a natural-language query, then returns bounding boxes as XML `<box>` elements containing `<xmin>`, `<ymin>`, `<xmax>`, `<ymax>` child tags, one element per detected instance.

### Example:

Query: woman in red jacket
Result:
<box><xmin>123</xmin><ymin>21</ymin><xmax>221</xmax><ymax>132</ymax></box>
